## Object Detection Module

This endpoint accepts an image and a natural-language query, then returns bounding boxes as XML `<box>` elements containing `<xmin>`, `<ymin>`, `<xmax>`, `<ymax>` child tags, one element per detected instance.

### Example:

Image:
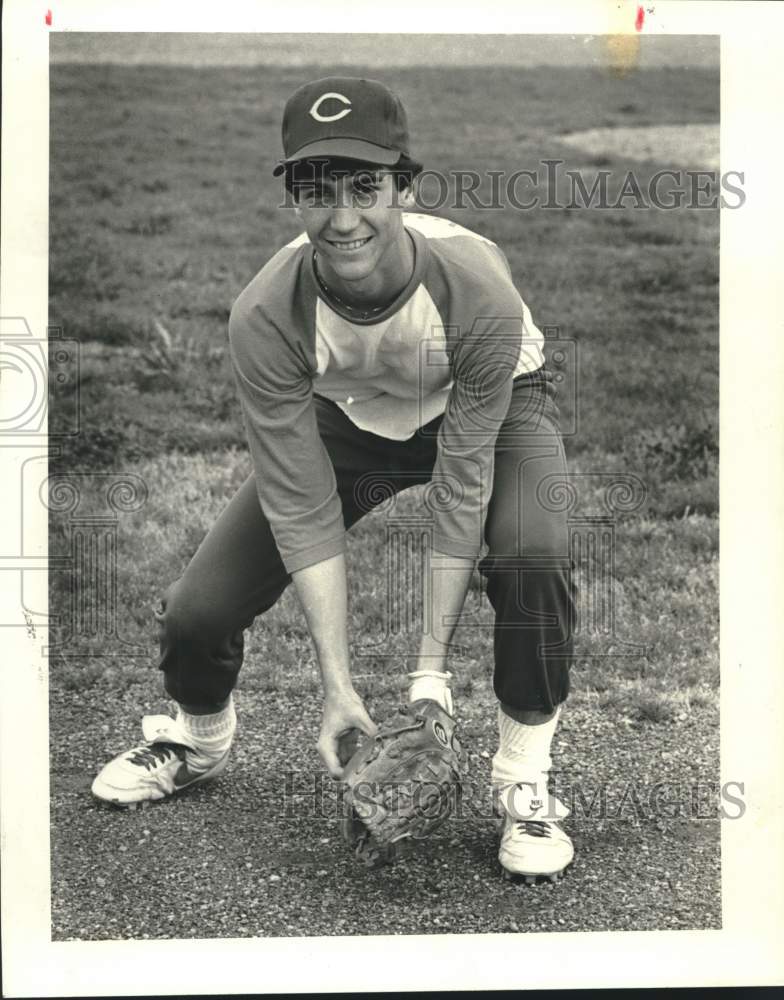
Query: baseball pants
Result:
<box><xmin>155</xmin><ymin>370</ymin><xmax>575</xmax><ymax>713</ymax></box>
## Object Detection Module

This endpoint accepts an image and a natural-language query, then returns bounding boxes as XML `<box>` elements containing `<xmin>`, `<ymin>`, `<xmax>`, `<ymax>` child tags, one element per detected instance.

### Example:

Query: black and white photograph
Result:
<box><xmin>2</xmin><ymin>2</ymin><xmax>783</xmax><ymax>995</ymax></box>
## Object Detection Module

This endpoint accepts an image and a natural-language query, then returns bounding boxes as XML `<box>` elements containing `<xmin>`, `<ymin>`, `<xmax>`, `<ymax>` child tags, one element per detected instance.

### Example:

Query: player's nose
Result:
<box><xmin>328</xmin><ymin>205</ymin><xmax>362</xmax><ymax>234</ymax></box>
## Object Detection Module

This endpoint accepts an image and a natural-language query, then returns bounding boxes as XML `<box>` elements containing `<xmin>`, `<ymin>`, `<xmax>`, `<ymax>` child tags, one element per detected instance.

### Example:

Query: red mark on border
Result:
<box><xmin>635</xmin><ymin>5</ymin><xmax>644</xmax><ymax>31</ymax></box>
<box><xmin>45</xmin><ymin>9</ymin><xmax>52</xmax><ymax>25</ymax></box>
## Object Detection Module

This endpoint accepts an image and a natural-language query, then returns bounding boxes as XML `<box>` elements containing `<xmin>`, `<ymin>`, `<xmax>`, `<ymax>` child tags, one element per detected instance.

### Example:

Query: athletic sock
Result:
<box><xmin>176</xmin><ymin>697</ymin><xmax>236</xmax><ymax>772</ymax></box>
<box><xmin>407</xmin><ymin>669</ymin><xmax>454</xmax><ymax>715</ymax></box>
<box><xmin>491</xmin><ymin>705</ymin><xmax>561</xmax><ymax>806</ymax></box>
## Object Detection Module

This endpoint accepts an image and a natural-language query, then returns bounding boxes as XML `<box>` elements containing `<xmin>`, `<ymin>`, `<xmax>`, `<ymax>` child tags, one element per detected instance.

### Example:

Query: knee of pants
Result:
<box><xmin>155</xmin><ymin>579</ymin><xmax>229</xmax><ymax>649</ymax></box>
<box><xmin>484</xmin><ymin>518</ymin><xmax>569</xmax><ymax>563</ymax></box>
<box><xmin>155</xmin><ymin>580</ymin><xmax>245</xmax><ymax>711</ymax></box>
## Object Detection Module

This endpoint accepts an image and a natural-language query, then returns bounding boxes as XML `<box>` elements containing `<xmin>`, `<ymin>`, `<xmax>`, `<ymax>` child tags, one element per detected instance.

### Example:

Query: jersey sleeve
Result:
<box><xmin>429</xmin><ymin>312</ymin><xmax>522</xmax><ymax>560</ymax></box>
<box><xmin>228</xmin><ymin>294</ymin><xmax>346</xmax><ymax>575</ymax></box>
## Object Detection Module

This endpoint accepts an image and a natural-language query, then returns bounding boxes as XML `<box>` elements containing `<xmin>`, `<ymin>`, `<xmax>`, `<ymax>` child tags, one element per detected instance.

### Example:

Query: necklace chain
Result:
<box><xmin>313</xmin><ymin>256</ymin><xmax>390</xmax><ymax>320</ymax></box>
<box><xmin>312</xmin><ymin>230</ymin><xmax>417</xmax><ymax>320</ymax></box>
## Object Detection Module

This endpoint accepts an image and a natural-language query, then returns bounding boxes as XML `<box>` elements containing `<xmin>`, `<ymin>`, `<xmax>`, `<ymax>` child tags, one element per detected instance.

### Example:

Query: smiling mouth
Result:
<box><xmin>325</xmin><ymin>236</ymin><xmax>373</xmax><ymax>251</ymax></box>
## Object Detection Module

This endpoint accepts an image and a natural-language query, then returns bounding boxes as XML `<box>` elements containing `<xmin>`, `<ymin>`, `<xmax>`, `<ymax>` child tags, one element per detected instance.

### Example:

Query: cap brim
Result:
<box><xmin>272</xmin><ymin>138</ymin><xmax>403</xmax><ymax>176</ymax></box>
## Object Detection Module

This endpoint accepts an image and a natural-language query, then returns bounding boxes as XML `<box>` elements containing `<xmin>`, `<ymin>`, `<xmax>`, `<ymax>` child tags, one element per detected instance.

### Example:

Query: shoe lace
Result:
<box><xmin>514</xmin><ymin>820</ymin><xmax>551</xmax><ymax>838</ymax></box>
<box><xmin>127</xmin><ymin>742</ymin><xmax>182</xmax><ymax>771</ymax></box>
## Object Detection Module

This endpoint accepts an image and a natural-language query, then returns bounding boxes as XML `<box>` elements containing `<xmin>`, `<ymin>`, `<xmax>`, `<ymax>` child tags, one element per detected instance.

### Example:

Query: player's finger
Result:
<box><xmin>354</xmin><ymin>706</ymin><xmax>378</xmax><ymax>738</ymax></box>
<box><xmin>317</xmin><ymin>736</ymin><xmax>344</xmax><ymax>779</ymax></box>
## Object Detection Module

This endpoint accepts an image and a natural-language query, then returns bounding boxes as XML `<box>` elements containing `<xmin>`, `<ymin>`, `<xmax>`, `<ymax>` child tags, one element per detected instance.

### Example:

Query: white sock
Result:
<box><xmin>407</xmin><ymin>670</ymin><xmax>453</xmax><ymax>715</ymax></box>
<box><xmin>177</xmin><ymin>698</ymin><xmax>236</xmax><ymax>771</ymax></box>
<box><xmin>491</xmin><ymin>705</ymin><xmax>561</xmax><ymax>790</ymax></box>
<box><xmin>491</xmin><ymin>706</ymin><xmax>566</xmax><ymax>819</ymax></box>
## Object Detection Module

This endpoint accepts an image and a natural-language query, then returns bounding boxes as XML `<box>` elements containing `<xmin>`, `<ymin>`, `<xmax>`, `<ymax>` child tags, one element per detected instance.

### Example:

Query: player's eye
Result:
<box><xmin>353</xmin><ymin>175</ymin><xmax>380</xmax><ymax>194</ymax></box>
<box><xmin>297</xmin><ymin>187</ymin><xmax>332</xmax><ymax>207</ymax></box>
<box><xmin>352</xmin><ymin>174</ymin><xmax>383</xmax><ymax>206</ymax></box>
<box><xmin>354</xmin><ymin>171</ymin><xmax>384</xmax><ymax>192</ymax></box>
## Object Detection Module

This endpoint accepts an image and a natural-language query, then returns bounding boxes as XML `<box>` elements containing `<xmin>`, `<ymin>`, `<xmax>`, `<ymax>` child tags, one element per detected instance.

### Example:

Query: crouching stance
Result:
<box><xmin>94</xmin><ymin>76</ymin><xmax>576</xmax><ymax>882</ymax></box>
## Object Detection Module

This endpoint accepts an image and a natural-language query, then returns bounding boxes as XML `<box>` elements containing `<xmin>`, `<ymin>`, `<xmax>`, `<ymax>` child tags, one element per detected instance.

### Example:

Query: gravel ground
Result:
<box><xmin>50</xmin><ymin>683</ymin><xmax>721</xmax><ymax>940</ymax></box>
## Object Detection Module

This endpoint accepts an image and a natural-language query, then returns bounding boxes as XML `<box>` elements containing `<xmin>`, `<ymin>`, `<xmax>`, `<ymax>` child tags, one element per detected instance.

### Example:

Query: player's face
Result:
<box><xmin>294</xmin><ymin>168</ymin><xmax>415</xmax><ymax>289</ymax></box>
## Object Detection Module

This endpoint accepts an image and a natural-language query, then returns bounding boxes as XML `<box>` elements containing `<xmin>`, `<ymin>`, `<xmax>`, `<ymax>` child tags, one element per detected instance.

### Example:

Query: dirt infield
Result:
<box><xmin>51</xmin><ymin>683</ymin><xmax>721</xmax><ymax>940</ymax></box>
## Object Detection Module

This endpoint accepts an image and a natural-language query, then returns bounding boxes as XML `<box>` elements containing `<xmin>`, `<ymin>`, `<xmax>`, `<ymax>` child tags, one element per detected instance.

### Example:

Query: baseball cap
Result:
<box><xmin>272</xmin><ymin>76</ymin><xmax>412</xmax><ymax>176</ymax></box>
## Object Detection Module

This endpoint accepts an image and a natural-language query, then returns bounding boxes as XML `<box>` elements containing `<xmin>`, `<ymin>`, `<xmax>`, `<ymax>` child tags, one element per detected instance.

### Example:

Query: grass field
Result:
<box><xmin>48</xmin><ymin>60</ymin><xmax>720</xmax><ymax>939</ymax></box>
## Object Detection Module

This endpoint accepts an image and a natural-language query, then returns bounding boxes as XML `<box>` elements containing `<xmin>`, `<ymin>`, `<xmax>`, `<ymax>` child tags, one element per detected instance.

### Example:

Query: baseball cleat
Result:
<box><xmin>494</xmin><ymin>783</ymin><xmax>574</xmax><ymax>883</ymax></box>
<box><xmin>91</xmin><ymin>714</ymin><xmax>230</xmax><ymax>807</ymax></box>
<box><xmin>502</xmin><ymin>865</ymin><xmax>567</xmax><ymax>886</ymax></box>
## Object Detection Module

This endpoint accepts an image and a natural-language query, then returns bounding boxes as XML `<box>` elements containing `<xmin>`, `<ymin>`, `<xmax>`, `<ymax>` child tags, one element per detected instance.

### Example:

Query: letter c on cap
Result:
<box><xmin>309</xmin><ymin>92</ymin><xmax>352</xmax><ymax>123</ymax></box>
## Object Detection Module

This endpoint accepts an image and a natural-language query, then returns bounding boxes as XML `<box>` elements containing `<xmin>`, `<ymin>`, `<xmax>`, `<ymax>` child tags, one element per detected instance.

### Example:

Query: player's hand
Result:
<box><xmin>318</xmin><ymin>688</ymin><xmax>377</xmax><ymax>780</ymax></box>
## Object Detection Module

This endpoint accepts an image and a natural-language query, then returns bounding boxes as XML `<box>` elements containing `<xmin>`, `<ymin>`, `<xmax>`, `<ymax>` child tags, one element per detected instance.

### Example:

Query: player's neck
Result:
<box><xmin>315</xmin><ymin>229</ymin><xmax>415</xmax><ymax>315</ymax></box>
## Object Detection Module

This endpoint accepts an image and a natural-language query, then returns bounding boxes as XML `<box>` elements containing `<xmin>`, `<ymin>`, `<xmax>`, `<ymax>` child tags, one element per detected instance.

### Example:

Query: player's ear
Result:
<box><xmin>398</xmin><ymin>174</ymin><xmax>418</xmax><ymax>210</ymax></box>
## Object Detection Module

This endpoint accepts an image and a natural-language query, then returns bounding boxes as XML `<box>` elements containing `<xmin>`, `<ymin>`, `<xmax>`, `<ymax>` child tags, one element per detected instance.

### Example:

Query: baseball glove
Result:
<box><xmin>338</xmin><ymin>699</ymin><xmax>468</xmax><ymax>868</ymax></box>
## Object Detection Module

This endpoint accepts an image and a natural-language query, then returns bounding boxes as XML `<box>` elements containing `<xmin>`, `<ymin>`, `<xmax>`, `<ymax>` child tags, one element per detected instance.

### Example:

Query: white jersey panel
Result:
<box><xmin>314</xmin><ymin>285</ymin><xmax>453</xmax><ymax>441</ymax></box>
<box><xmin>289</xmin><ymin>213</ymin><xmax>544</xmax><ymax>437</ymax></box>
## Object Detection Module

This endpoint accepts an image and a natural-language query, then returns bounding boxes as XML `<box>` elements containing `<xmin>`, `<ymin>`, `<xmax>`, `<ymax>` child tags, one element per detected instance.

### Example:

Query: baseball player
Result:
<box><xmin>93</xmin><ymin>77</ymin><xmax>576</xmax><ymax>882</ymax></box>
